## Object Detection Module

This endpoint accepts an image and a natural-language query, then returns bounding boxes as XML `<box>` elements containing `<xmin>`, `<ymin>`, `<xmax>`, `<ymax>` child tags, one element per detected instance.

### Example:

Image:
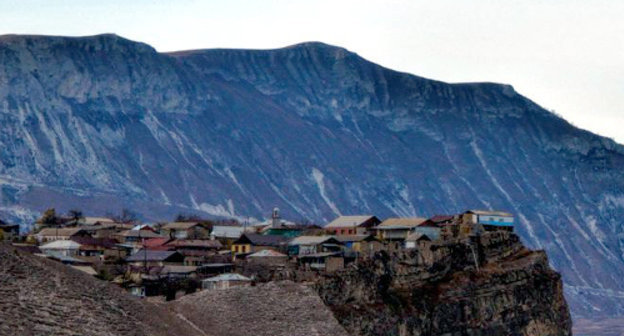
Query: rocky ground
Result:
<box><xmin>0</xmin><ymin>243</ymin><xmax>198</xmax><ymax>336</ymax></box>
<box><xmin>173</xmin><ymin>281</ymin><xmax>349</xmax><ymax>336</ymax></box>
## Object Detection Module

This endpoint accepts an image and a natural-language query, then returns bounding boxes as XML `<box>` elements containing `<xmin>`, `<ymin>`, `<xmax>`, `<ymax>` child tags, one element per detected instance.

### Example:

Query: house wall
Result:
<box><xmin>414</xmin><ymin>227</ymin><xmax>441</xmax><ymax>240</ymax></box>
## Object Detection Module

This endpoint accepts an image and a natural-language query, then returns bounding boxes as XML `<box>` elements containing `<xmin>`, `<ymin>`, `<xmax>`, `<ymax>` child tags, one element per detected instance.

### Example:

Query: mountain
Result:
<box><xmin>0</xmin><ymin>34</ymin><xmax>623</xmax><ymax>322</ymax></box>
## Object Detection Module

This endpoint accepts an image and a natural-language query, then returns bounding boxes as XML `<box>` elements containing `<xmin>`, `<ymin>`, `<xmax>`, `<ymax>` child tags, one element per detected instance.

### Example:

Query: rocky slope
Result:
<box><xmin>317</xmin><ymin>232</ymin><xmax>572</xmax><ymax>336</ymax></box>
<box><xmin>0</xmin><ymin>34</ymin><xmax>623</xmax><ymax>321</ymax></box>
<box><xmin>0</xmin><ymin>243</ymin><xmax>199</xmax><ymax>336</ymax></box>
<box><xmin>172</xmin><ymin>281</ymin><xmax>349</xmax><ymax>336</ymax></box>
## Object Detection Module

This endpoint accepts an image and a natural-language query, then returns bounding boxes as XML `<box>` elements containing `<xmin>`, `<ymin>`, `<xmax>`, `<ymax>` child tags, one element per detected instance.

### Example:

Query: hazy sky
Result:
<box><xmin>1</xmin><ymin>0</ymin><xmax>623</xmax><ymax>143</ymax></box>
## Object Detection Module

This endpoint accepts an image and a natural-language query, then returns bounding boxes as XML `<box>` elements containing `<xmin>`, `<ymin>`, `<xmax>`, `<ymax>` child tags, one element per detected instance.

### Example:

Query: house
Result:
<box><xmin>411</xmin><ymin>216</ymin><xmax>450</xmax><ymax>241</ymax></box>
<box><xmin>71</xmin><ymin>237</ymin><xmax>118</xmax><ymax>258</ymax></box>
<box><xmin>165</xmin><ymin>240</ymin><xmax>223</xmax><ymax>266</ymax></box>
<box><xmin>324</xmin><ymin>215</ymin><xmax>381</xmax><ymax>236</ymax></box>
<box><xmin>35</xmin><ymin>227</ymin><xmax>91</xmax><ymax>243</ymax></box>
<box><xmin>143</xmin><ymin>237</ymin><xmax>174</xmax><ymax>250</ymax></box>
<box><xmin>39</xmin><ymin>240</ymin><xmax>82</xmax><ymax>257</ymax></box>
<box><xmin>374</xmin><ymin>217</ymin><xmax>427</xmax><ymax>241</ymax></box>
<box><xmin>335</xmin><ymin>235</ymin><xmax>383</xmax><ymax>255</ymax></box>
<box><xmin>404</xmin><ymin>232</ymin><xmax>431</xmax><ymax>249</ymax></box>
<box><xmin>210</xmin><ymin>225</ymin><xmax>249</xmax><ymax>248</ymax></box>
<box><xmin>114</xmin><ymin>229</ymin><xmax>163</xmax><ymax>244</ymax></box>
<box><xmin>463</xmin><ymin>210</ymin><xmax>514</xmax><ymax>232</ymax></box>
<box><xmin>78</xmin><ymin>223</ymin><xmax>122</xmax><ymax>239</ymax></box>
<box><xmin>125</xmin><ymin>250</ymin><xmax>185</xmax><ymax>267</ymax></box>
<box><xmin>261</xmin><ymin>226</ymin><xmax>307</xmax><ymax>238</ymax></box>
<box><xmin>197</xmin><ymin>263</ymin><xmax>235</xmax><ymax>276</ymax></box>
<box><xmin>160</xmin><ymin>265</ymin><xmax>198</xmax><ymax>279</ymax></box>
<box><xmin>201</xmin><ymin>273</ymin><xmax>252</xmax><ymax>290</ymax></box>
<box><xmin>287</xmin><ymin>236</ymin><xmax>343</xmax><ymax>256</ymax></box>
<box><xmin>231</xmin><ymin>233</ymin><xmax>289</xmax><ymax>254</ymax></box>
<box><xmin>161</xmin><ymin>222</ymin><xmax>210</xmax><ymax>239</ymax></box>
<box><xmin>297</xmin><ymin>252</ymin><xmax>344</xmax><ymax>272</ymax></box>
<box><xmin>0</xmin><ymin>221</ymin><xmax>19</xmax><ymax>240</ymax></box>
<box><xmin>247</xmin><ymin>249</ymin><xmax>289</xmax><ymax>266</ymax></box>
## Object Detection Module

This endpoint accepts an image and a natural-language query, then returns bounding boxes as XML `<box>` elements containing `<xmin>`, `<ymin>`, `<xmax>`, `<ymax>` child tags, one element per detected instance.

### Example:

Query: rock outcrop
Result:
<box><xmin>316</xmin><ymin>232</ymin><xmax>572</xmax><ymax>336</ymax></box>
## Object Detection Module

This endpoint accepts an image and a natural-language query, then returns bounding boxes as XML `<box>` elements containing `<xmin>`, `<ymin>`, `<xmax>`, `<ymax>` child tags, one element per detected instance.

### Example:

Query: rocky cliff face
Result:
<box><xmin>0</xmin><ymin>34</ymin><xmax>623</xmax><ymax>320</ymax></box>
<box><xmin>316</xmin><ymin>232</ymin><xmax>572</xmax><ymax>336</ymax></box>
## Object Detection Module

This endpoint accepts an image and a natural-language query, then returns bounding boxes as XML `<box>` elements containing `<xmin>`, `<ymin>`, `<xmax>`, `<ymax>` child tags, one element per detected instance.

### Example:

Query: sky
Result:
<box><xmin>1</xmin><ymin>0</ymin><xmax>623</xmax><ymax>143</ymax></box>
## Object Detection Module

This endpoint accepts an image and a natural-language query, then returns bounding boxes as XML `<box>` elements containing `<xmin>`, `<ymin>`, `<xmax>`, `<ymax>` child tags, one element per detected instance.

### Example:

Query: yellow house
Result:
<box><xmin>231</xmin><ymin>233</ymin><xmax>288</xmax><ymax>254</ymax></box>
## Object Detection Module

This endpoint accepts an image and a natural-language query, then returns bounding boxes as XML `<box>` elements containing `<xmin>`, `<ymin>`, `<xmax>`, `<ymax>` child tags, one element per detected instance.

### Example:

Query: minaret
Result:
<box><xmin>272</xmin><ymin>207</ymin><xmax>281</xmax><ymax>228</ymax></box>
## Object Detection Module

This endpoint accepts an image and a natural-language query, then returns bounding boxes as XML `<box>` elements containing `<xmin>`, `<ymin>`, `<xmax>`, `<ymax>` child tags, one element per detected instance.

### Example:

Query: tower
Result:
<box><xmin>272</xmin><ymin>207</ymin><xmax>280</xmax><ymax>228</ymax></box>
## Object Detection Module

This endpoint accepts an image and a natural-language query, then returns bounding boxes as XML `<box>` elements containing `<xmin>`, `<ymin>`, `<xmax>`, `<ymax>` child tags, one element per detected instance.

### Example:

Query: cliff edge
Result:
<box><xmin>316</xmin><ymin>232</ymin><xmax>572</xmax><ymax>336</ymax></box>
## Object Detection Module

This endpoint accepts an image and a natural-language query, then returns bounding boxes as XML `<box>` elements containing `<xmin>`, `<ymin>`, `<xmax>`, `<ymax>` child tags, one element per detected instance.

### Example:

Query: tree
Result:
<box><xmin>67</xmin><ymin>209</ymin><xmax>84</xmax><ymax>225</ymax></box>
<box><xmin>38</xmin><ymin>208</ymin><xmax>59</xmax><ymax>227</ymax></box>
<box><xmin>112</xmin><ymin>209</ymin><xmax>138</xmax><ymax>224</ymax></box>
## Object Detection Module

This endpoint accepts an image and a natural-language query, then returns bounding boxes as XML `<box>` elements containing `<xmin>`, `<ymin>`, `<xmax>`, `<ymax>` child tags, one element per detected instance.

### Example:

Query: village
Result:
<box><xmin>0</xmin><ymin>208</ymin><xmax>515</xmax><ymax>299</ymax></box>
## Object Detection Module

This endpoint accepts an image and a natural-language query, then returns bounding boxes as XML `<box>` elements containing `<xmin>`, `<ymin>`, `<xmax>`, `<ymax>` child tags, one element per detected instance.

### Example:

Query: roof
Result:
<box><xmin>203</xmin><ymin>273</ymin><xmax>252</xmax><ymax>282</ymax></box>
<box><xmin>161</xmin><ymin>222</ymin><xmax>203</xmax><ymax>230</ymax></box>
<box><xmin>143</xmin><ymin>237</ymin><xmax>172</xmax><ymax>248</ymax></box>
<box><xmin>117</xmin><ymin>230</ymin><xmax>163</xmax><ymax>238</ymax></box>
<box><xmin>36</xmin><ymin>227</ymin><xmax>86</xmax><ymax>237</ymax></box>
<box><xmin>466</xmin><ymin>210</ymin><xmax>513</xmax><ymax>217</ymax></box>
<box><xmin>405</xmin><ymin>232</ymin><xmax>431</xmax><ymax>242</ymax></box>
<box><xmin>334</xmin><ymin>235</ymin><xmax>377</xmax><ymax>243</ymax></box>
<box><xmin>234</xmin><ymin>233</ymin><xmax>289</xmax><ymax>247</ymax></box>
<box><xmin>298</xmin><ymin>252</ymin><xmax>341</xmax><ymax>258</ymax></box>
<box><xmin>80</xmin><ymin>217</ymin><xmax>115</xmax><ymax>225</ymax></box>
<box><xmin>248</xmin><ymin>249</ymin><xmax>288</xmax><ymax>258</ymax></box>
<box><xmin>40</xmin><ymin>240</ymin><xmax>82</xmax><ymax>250</ymax></box>
<box><xmin>42</xmin><ymin>251</ymin><xmax>91</xmax><ymax>264</ymax></box>
<box><xmin>211</xmin><ymin>225</ymin><xmax>246</xmax><ymax>239</ymax></box>
<box><xmin>288</xmin><ymin>235</ymin><xmax>339</xmax><ymax>246</ymax></box>
<box><xmin>71</xmin><ymin>237</ymin><xmax>117</xmax><ymax>249</ymax></box>
<box><xmin>325</xmin><ymin>215</ymin><xmax>377</xmax><ymax>228</ymax></box>
<box><xmin>125</xmin><ymin>250</ymin><xmax>181</xmax><ymax>262</ymax></box>
<box><xmin>377</xmin><ymin>217</ymin><xmax>427</xmax><ymax>229</ymax></box>
<box><xmin>161</xmin><ymin>265</ymin><xmax>198</xmax><ymax>274</ymax></box>
<box><xmin>166</xmin><ymin>239</ymin><xmax>222</xmax><ymax>249</ymax></box>
<box><xmin>132</xmin><ymin>224</ymin><xmax>155</xmax><ymax>231</ymax></box>
<box><xmin>429</xmin><ymin>215</ymin><xmax>454</xmax><ymax>223</ymax></box>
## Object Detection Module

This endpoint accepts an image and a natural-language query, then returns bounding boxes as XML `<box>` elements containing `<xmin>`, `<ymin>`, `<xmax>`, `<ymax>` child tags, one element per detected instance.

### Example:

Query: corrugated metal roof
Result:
<box><xmin>40</xmin><ymin>240</ymin><xmax>82</xmax><ymax>250</ymax></box>
<box><xmin>126</xmin><ymin>250</ymin><xmax>180</xmax><ymax>262</ymax></box>
<box><xmin>235</xmin><ymin>233</ymin><xmax>288</xmax><ymax>246</ymax></box>
<box><xmin>166</xmin><ymin>239</ymin><xmax>222</xmax><ymax>249</ymax></box>
<box><xmin>466</xmin><ymin>210</ymin><xmax>513</xmax><ymax>217</ymax></box>
<box><xmin>203</xmin><ymin>273</ymin><xmax>252</xmax><ymax>282</ymax></box>
<box><xmin>161</xmin><ymin>222</ymin><xmax>202</xmax><ymax>230</ymax></box>
<box><xmin>377</xmin><ymin>217</ymin><xmax>427</xmax><ymax>229</ymax></box>
<box><xmin>118</xmin><ymin>230</ymin><xmax>163</xmax><ymax>238</ymax></box>
<box><xmin>211</xmin><ymin>225</ymin><xmax>246</xmax><ymax>239</ymax></box>
<box><xmin>36</xmin><ymin>228</ymin><xmax>85</xmax><ymax>237</ymax></box>
<box><xmin>288</xmin><ymin>235</ymin><xmax>336</xmax><ymax>246</ymax></box>
<box><xmin>248</xmin><ymin>249</ymin><xmax>287</xmax><ymax>257</ymax></box>
<box><xmin>325</xmin><ymin>216</ymin><xmax>375</xmax><ymax>228</ymax></box>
